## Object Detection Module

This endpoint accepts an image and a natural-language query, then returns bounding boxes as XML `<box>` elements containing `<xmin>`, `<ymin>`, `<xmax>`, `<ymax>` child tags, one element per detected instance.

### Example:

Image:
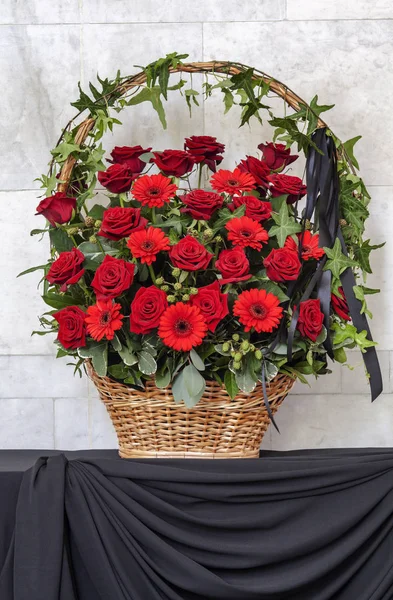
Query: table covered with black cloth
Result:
<box><xmin>1</xmin><ymin>449</ymin><xmax>393</xmax><ymax>599</ymax></box>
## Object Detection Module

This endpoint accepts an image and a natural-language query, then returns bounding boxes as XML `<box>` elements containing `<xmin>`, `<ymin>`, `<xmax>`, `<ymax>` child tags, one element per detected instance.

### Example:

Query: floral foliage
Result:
<box><xmin>24</xmin><ymin>54</ymin><xmax>381</xmax><ymax>406</ymax></box>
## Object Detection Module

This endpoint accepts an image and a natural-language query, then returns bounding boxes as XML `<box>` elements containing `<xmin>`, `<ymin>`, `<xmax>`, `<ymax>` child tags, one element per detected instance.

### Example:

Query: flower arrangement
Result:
<box><xmin>24</xmin><ymin>54</ymin><xmax>382</xmax><ymax>408</ymax></box>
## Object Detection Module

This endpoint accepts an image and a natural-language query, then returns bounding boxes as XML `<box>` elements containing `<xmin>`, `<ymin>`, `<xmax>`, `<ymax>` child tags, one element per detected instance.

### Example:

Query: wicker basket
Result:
<box><xmin>58</xmin><ymin>61</ymin><xmax>308</xmax><ymax>459</ymax></box>
<box><xmin>87</xmin><ymin>361</ymin><xmax>295</xmax><ymax>458</ymax></box>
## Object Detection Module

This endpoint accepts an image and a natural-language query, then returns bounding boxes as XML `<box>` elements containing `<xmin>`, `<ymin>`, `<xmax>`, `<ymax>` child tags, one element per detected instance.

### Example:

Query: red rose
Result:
<box><xmin>35</xmin><ymin>192</ymin><xmax>76</xmax><ymax>227</ymax></box>
<box><xmin>230</xmin><ymin>196</ymin><xmax>272</xmax><ymax>222</ymax></box>
<box><xmin>108</xmin><ymin>145</ymin><xmax>152</xmax><ymax>173</ymax></box>
<box><xmin>91</xmin><ymin>255</ymin><xmax>135</xmax><ymax>301</ymax></box>
<box><xmin>258</xmin><ymin>142</ymin><xmax>298</xmax><ymax>171</ymax></box>
<box><xmin>331</xmin><ymin>287</ymin><xmax>351</xmax><ymax>321</ymax></box>
<box><xmin>47</xmin><ymin>247</ymin><xmax>85</xmax><ymax>292</ymax></box>
<box><xmin>189</xmin><ymin>281</ymin><xmax>229</xmax><ymax>332</ymax></box>
<box><xmin>215</xmin><ymin>248</ymin><xmax>251</xmax><ymax>284</ymax></box>
<box><xmin>54</xmin><ymin>306</ymin><xmax>86</xmax><ymax>349</ymax></box>
<box><xmin>169</xmin><ymin>236</ymin><xmax>213</xmax><ymax>271</ymax></box>
<box><xmin>268</xmin><ymin>174</ymin><xmax>307</xmax><ymax>204</ymax></box>
<box><xmin>153</xmin><ymin>150</ymin><xmax>196</xmax><ymax>177</ymax></box>
<box><xmin>184</xmin><ymin>135</ymin><xmax>225</xmax><ymax>172</ymax></box>
<box><xmin>181</xmin><ymin>189</ymin><xmax>223</xmax><ymax>220</ymax></box>
<box><xmin>130</xmin><ymin>286</ymin><xmax>168</xmax><ymax>334</ymax></box>
<box><xmin>98</xmin><ymin>163</ymin><xmax>137</xmax><ymax>194</ymax></box>
<box><xmin>264</xmin><ymin>248</ymin><xmax>302</xmax><ymax>282</ymax></box>
<box><xmin>297</xmin><ymin>299</ymin><xmax>324</xmax><ymax>342</ymax></box>
<box><xmin>238</xmin><ymin>156</ymin><xmax>270</xmax><ymax>190</ymax></box>
<box><xmin>98</xmin><ymin>207</ymin><xmax>147</xmax><ymax>241</ymax></box>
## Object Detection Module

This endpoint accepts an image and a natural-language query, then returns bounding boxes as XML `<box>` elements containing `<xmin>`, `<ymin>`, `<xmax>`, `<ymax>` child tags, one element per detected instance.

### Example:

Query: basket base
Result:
<box><xmin>118</xmin><ymin>448</ymin><xmax>260</xmax><ymax>459</ymax></box>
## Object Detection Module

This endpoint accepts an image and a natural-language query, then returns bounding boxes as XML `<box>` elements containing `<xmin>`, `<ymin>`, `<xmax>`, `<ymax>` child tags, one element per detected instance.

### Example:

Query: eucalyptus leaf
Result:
<box><xmin>190</xmin><ymin>348</ymin><xmax>205</xmax><ymax>371</ymax></box>
<box><xmin>224</xmin><ymin>370</ymin><xmax>239</xmax><ymax>399</ymax></box>
<box><xmin>155</xmin><ymin>368</ymin><xmax>171</xmax><ymax>389</ymax></box>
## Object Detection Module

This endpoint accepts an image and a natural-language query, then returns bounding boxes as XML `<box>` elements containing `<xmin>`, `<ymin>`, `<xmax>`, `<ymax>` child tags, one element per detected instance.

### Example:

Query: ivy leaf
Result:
<box><xmin>353</xmin><ymin>285</ymin><xmax>380</xmax><ymax>318</ymax></box>
<box><xmin>223</xmin><ymin>89</ymin><xmax>234</xmax><ymax>113</ymax></box>
<box><xmin>213</xmin><ymin>205</ymin><xmax>246</xmax><ymax>232</ymax></box>
<box><xmin>88</xmin><ymin>204</ymin><xmax>105</xmax><ymax>221</ymax></box>
<box><xmin>331</xmin><ymin>322</ymin><xmax>376</xmax><ymax>353</ymax></box>
<box><xmin>51</xmin><ymin>141</ymin><xmax>81</xmax><ymax>163</ymax></box>
<box><xmin>323</xmin><ymin>239</ymin><xmax>357</xmax><ymax>279</ymax></box>
<box><xmin>269</xmin><ymin>202</ymin><xmax>302</xmax><ymax>247</ymax></box>
<box><xmin>184</xmin><ymin>89</ymin><xmax>200</xmax><ymax>117</ymax></box>
<box><xmin>224</xmin><ymin>370</ymin><xmax>239</xmax><ymax>399</ymax></box>
<box><xmin>343</xmin><ymin>135</ymin><xmax>362</xmax><ymax>170</ymax></box>
<box><xmin>353</xmin><ymin>239</ymin><xmax>385</xmax><ymax>274</ymax></box>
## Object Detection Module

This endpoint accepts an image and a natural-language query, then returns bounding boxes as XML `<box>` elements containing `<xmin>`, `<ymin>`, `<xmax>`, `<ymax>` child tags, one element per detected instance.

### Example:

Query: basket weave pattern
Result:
<box><xmin>87</xmin><ymin>362</ymin><xmax>295</xmax><ymax>458</ymax></box>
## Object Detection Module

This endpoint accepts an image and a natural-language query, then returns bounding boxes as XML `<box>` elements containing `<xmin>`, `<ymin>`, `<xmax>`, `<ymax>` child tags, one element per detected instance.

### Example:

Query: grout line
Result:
<box><xmin>79</xmin><ymin>0</ymin><xmax>84</xmax><ymax>85</ymax></box>
<box><xmin>52</xmin><ymin>398</ymin><xmax>56</xmax><ymax>449</ymax></box>
<box><xmin>2</xmin><ymin>18</ymin><xmax>393</xmax><ymax>26</ymax></box>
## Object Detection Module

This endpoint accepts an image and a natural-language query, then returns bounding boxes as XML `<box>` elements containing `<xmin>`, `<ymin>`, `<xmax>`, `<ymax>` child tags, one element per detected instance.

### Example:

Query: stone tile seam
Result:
<box><xmin>3</xmin><ymin>19</ymin><xmax>393</xmax><ymax>27</ymax></box>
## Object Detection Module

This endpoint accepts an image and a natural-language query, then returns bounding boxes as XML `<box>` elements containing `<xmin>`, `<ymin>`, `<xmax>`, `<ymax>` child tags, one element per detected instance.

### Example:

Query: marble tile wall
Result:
<box><xmin>1</xmin><ymin>1</ymin><xmax>392</xmax><ymax>450</ymax></box>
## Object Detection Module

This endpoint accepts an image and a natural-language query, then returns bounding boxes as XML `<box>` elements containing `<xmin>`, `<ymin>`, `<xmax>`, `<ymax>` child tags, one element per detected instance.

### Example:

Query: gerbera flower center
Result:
<box><xmin>175</xmin><ymin>319</ymin><xmax>193</xmax><ymax>336</ymax></box>
<box><xmin>241</xmin><ymin>229</ymin><xmax>251</xmax><ymax>237</ymax></box>
<box><xmin>228</xmin><ymin>179</ymin><xmax>239</xmax><ymax>187</ymax></box>
<box><xmin>148</xmin><ymin>187</ymin><xmax>160</xmax><ymax>196</ymax></box>
<box><xmin>141</xmin><ymin>240</ymin><xmax>154</xmax><ymax>251</ymax></box>
<box><xmin>250</xmin><ymin>303</ymin><xmax>266</xmax><ymax>318</ymax></box>
<box><xmin>99</xmin><ymin>311</ymin><xmax>111</xmax><ymax>325</ymax></box>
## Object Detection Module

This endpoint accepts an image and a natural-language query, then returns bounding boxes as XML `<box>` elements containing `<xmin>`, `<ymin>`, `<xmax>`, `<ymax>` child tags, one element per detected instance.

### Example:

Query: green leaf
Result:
<box><xmin>343</xmin><ymin>135</ymin><xmax>362</xmax><ymax>170</ymax></box>
<box><xmin>127</xmin><ymin>87</ymin><xmax>153</xmax><ymax>106</ymax></box>
<box><xmin>315</xmin><ymin>325</ymin><xmax>327</xmax><ymax>345</ymax></box>
<box><xmin>51</xmin><ymin>141</ymin><xmax>81</xmax><ymax>162</ymax></box>
<box><xmin>353</xmin><ymin>239</ymin><xmax>385</xmax><ymax>274</ymax></box>
<box><xmin>213</xmin><ymin>205</ymin><xmax>246</xmax><ymax>232</ymax></box>
<box><xmin>334</xmin><ymin>347</ymin><xmax>347</xmax><ymax>363</ymax></box>
<box><xmin>118</xmin><ymin>345</ymin><xmax>138</xmax><ymax>366</ymax></box>
<box><xmin>78</xmin><ymin>341</ymin><xmax>108</xmax><ymax>376</ymax></box>
<box><xmin>111</xmin><ymin>334</ymin><xmax>122</xmax><ymax>351</ymax></box>
<box><xmin>42</xmin><ymin>293</ymin><xmax>79</xmax><ymax>310</ymax></box>
<box><xmin>235</xmin><ymin>364</ymin><xmax>257</xmax><ymax>393</ymax></box>
<box><xmin>137</xmin><ymin>350</ymin><xmax>157</xmax><ymax>375</ymax></box>
<box><xmin>183</xmin><ymin>364</ymin><xmax>206</xmax><ymax>407</ymax></box>
<box><xmin>17</xmin><ymin>264</ymin><xmax>48</xmax><ymax>278</ymax></box>
<box><xmin>155</xmin><ymin>368</ymin><xmax>171</xmax><ymax>389</ymax></box>
<box><xmin>331</xmin><ymin>322</ymin><xmax>377</xmax><ymax>353</ymax></box>
<box><xmin>224</xmin><ymin>370</ymin><xmax>239</xmax><ymax>399</ymax></box>
<box><xmin>223</xmin><ymin>89</ymin><xmax>234</xmax><ymax>114</ymax></box>
<box><xmin>108</xmin><ymin>363</ymin><xmax>129</xmax><ymax>380</ymax></box>
<box><xmin>78</xmin><ymin>240</ymin><xmax>118</xmax><ymax>269</ymax></box>
<box><xmin>172</xmin><ymin>367</ymin><xmax>206</xmax><ymax>408</ymax></box>
<box><xmin>190</xmin><ymin>348</ymin><xmax>205</xmax><ymax>371</ymax></box>
<box><xmin>50</xmin><ymin>228</ymin><xmax>74</xmax><ymax>253</ymax></box>
<box><xmin>150</xmin><ymin>86</ymin><xmax>167</xmax><ymax>129</ymax></box>
<box><xmin>257</xmin><ymin>281</ymin><xmax>289</xmax><ymax>303</ymax></box>
<box><xmin>88</xmin><ymin>204</ymin><xmax>105</xmax><ymax>220</ymax></box>
<box><xmin>264</xmin><ymin>359</ymin><xmax>278</xmax><ymax>382</ymax></box>
<box><xmin>323</xmin><ymin>238</ymin><xmax>357</xmax><ymax>279</ymax></box>
<box><xmin>269</xmin><ymin>202</ymin><xmax>302</xmax><ymax>247</ymax></box>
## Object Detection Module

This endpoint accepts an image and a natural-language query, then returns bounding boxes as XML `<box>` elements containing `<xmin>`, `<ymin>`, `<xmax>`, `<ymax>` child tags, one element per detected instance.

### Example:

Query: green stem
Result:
<box><xmin>151</xmin><ymin>207</ymin><xmax>156</xmax><ymax>224</ymax></box>
<box><xmin>148</xmin><ymin>264</ymin><xmax>156</xmax><ymax>284</ymax></box>
<box><xmin>197</xmin><ymin>164</ymin><xmax>203</xmax><ymax>189</ymax></box>
<box><xmin>70</xmin><ymin>235</ymin><xmax>78</xmax><ymax>247</ymax></box>
<box><xmin>95</xmin><ymin>235</ymin><xmax>105</xmax><ymax>254</ymax></box>
<box><xmin>119</xmin><ymin>194</ymin><xmax>125</xmax><ymax>207</ymax></box>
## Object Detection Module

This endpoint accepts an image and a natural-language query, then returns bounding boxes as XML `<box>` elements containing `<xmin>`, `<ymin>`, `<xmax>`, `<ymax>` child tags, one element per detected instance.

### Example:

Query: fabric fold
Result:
<box><xmin>1</xmin><ymin>450</ymin><xmax>393</xmax><ymax>599</ymax></box>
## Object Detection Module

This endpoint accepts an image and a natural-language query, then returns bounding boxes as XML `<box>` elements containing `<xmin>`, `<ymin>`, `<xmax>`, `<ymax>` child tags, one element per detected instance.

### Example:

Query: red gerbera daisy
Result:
<box><xmin>131</xmin><ymin>173</ymin><xmax>177</xmax><ymax>208</ymax></box>
<box><xmin>233</xmin><ymin>289</ymin><xmax>283</xmax><ymax>333</ymax></box>
<box><xmin>284</xmin><ymin>231</ymin><xmax>325</xmax><ymax>261</ymax></box>
<box><xmin>127</xmin><ymin>227</ymin><xmax>170</xmax><ymax>265</ymax></box>
<box><xmin>210</xmin><ymin>167</ymin><xmax>256</xmax><ymax>195</ymax></box>
<box><xmin>158</xmin><ymin>303</ymin><xmax>208</xmax><ymax>352</ymax></box>
<box><xmin>85</xmin><ymin>300</ymin><xmax>124</xmax><ymax>341</ymax></box>
<box><xmin>226</xmin><ymin>216</ymin><xmax>269</xmax><ymax>250</ymax></box>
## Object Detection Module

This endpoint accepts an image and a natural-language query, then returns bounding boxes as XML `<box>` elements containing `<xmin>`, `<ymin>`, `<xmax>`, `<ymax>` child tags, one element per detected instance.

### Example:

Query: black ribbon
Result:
<box><xmin>286</xmin><ymin>127</ymin><xmax>382</xmax><ymax>402</ymax></box>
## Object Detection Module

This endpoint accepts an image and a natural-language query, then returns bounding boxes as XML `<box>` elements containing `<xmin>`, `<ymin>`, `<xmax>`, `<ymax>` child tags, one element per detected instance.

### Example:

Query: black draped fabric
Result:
<box><xmin>1</xmin><ymin>449</ymin><xmax>393</xmax><ymax>599</ymax></box>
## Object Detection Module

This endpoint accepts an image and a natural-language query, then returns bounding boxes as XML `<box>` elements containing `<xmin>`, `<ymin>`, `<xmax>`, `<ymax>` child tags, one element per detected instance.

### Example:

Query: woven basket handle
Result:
<box><xmin>57</xmin><ymin>61</ymin><xmax>327</xmax><ymax>193</ymax></box>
